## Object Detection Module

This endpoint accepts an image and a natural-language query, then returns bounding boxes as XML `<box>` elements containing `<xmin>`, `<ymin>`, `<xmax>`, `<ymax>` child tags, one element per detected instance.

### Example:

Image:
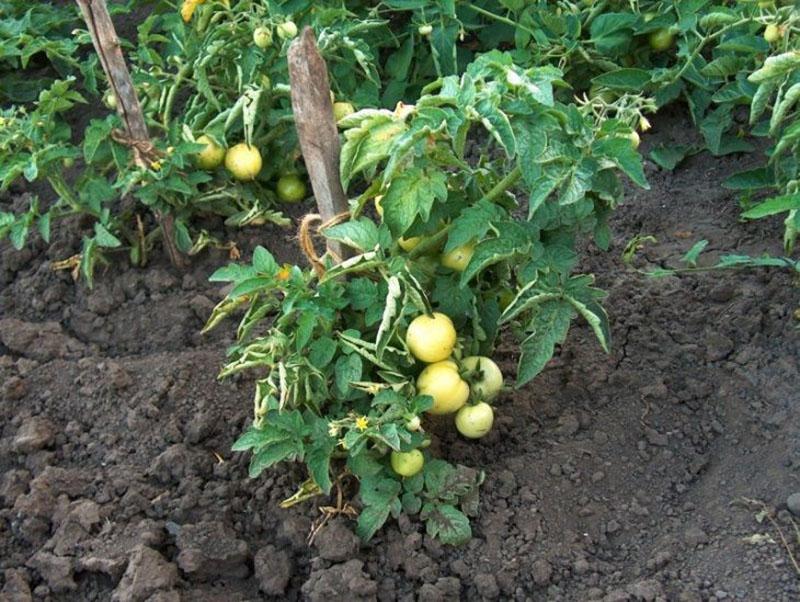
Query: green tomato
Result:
<box><xmin>440</xmin><ymin>241</ymin><xmax>475</xmax><ymax>272</ymax></box>
<box><xmin>406</xmin><ymin>416</ymin><xmax>422</xmax><ymax>431</ymax></box>
<box><xmin>276</xmin><ymin>174</ymin><xmax>307</xmax><ymax>203</ymax></box>
<box><xmin>406</xmin><ymin>312</ymin><xmax>457</xmax><ymax>363</ymax></box>
<box><xmin>461</xmin><ymin>356</ymin><xmax>503</xmax><ymax>401</ymax></box>
<box><xmin>253</xmin><ymin>26</ymin><xmax>273</xmax><ymax>49</ymax></box>
<box><xmin>196</xmin><ymin>134</ymin><xmax>226</xmax><ymax>170</ymax></box>
<box><xmin>455</xmin><ymin>402</ymin><xmax>494</xmax><ymax>439</ymax></box>
<box><xmin>103</xmin><ymin>90</ymin><xmax>118</xmax><ymax>110</ymax></box>
<box><xmin>628</xmin><ymin>130</ymin><xmax>641</xmax><ymax>149</ymax></box>
<box><xmin>391</xmin><ymin>450</ymin><xmax>424</xmax><ymax>477</ymax></box>
<box><xmin>225</xmin><ymin>143</ymin><xmax>262</xmax><ymax>181</ymax></box>
<box><xmin>418</xmin><ymin>24</ymin><xmax>433</xmax><ymax>36</ymax></box>
<box><xmin>648</xmin><ymin>28</ymin><xmax>675</xmax><ymax>52</ymax></box>
<box><xmin>764</xmin><ymin>24</ymin><xmax>781</xmax><ymax>43</ymax></box>
<box><xmin>62</xmin><ymin>156</ymin><xmax>75</xmax><ymax>169</ymax></box>
<box><xmin>417</xmin><ymin>360</ymin><xmax>470</xmax><ymax>415</ymax></box>
<box><xmin>277</xmin><ymin>20</ymin><xmax>298</xmax><ymax>40</ymax></box>
<box><xmin>333</xmin><ymin>101</ymin><xmax>355</xmax><ymax>122</ymax></box>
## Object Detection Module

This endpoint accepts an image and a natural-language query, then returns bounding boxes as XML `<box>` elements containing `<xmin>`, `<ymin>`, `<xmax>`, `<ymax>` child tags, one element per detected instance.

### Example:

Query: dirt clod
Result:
<box><xmin>175</xmin><ymin>521</ymin><xmax>250</xmax><ymax>579</ymax></box>
<box><xmin>253</xmin><ymin>544</ymin><xmax>293</xmax><ymax>596</ymax></box>
<box><xmin>111</xmin><ymin>545</ymin><xmax>178</xmax><ymax>602</ymax></box>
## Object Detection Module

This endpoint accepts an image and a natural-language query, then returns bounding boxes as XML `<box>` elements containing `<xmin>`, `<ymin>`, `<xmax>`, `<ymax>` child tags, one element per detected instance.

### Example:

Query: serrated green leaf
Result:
<box><xmin>323</xmin><ymin>218</ymin><xmax>381</xmax><ymax>253</ymax></box>
<box><xmin>93</xmin><ymin>223</ymin><xmax>122</xmax><ymax>248</ymax></box>
<box><xmin>248</xmin><ymin>440</ymin><xmax>298</xmax><ymax>478</ymax></box>
<box><xmin>382</xmin><ymin>167</ymin><xmax>448</xmax><ymax>237</ymax></box>
<box><xmin>356</xmin><ymin>503</ymin><xmax>391</xmax><ymax>542</ymax></box>
<box><xmin>591</xmin><ymin>68</ymin><xmax>651</xmax><ymax>91</ymax></box>
<box><xmin>593</xmin><ymin>137</ymin><xmax>648</xmax><ymax>188</ymax></box>
<box><xmin>422</xmin><ymin>503</ymin><xmax>471</xmax><ymax>545</ymax></box>
<box><xmin>445</xmin><ymin>199</ymin><xmax>506</xmax><ymax>252</ymax></box>
<box><xmin>742</xmin><ymin>194</ymin><xmax>800</xmax><ymax>219</ymax></box>
<box><xmin>516</xmin><ymin>299</ymin><xmax>573</xmax><ymax>386</ymax></box>
<box><xmin>460</xmin><ymin>236</ymin><xmax>524</xmax><ymax>286</ymax></box>
<box><xmin>682</xmin><ymin>239</ymin><xmax>708</xmax><ymax>266</ymax></box>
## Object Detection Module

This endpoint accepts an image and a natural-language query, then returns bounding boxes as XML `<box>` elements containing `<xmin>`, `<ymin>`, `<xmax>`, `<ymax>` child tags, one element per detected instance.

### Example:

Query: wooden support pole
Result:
<box><xmin>75</xmin><ymin>0</ymin><xmax>185</xmax><ymax>268</ymax></box>
<box><xmin>287</xmin><ymin>28</ymin><xmax>350</xmax><ymax>261</ymax></box>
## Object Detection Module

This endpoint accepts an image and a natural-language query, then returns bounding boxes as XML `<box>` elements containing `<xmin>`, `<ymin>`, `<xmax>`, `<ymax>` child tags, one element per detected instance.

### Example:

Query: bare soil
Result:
<box><xmin>1</xmin><ymin>110</ymin><xmax>799</xmax><ymax>602</ymax></box>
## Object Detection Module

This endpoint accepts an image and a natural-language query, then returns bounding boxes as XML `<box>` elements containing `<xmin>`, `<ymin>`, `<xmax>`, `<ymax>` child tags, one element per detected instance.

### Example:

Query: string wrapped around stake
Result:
<box><xmin>110</xmin><ymin>129</ymin><xmax>161</xmax><ymax>169</ymax></box>
<box><xmin>297</xmin><ymin>211</ymin><xmax>350</xmax><ymax>277</ymax></box>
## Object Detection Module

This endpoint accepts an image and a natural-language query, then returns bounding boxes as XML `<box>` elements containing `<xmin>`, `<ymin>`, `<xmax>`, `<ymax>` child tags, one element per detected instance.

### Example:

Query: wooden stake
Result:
<box><xmin>287</xmin><ymin>28</ymin><xmax>350</xmax><ymax>261</ymax></box>
<box><xmin>75</xmin><ymin>0</ymin><xmax>185</xmax><ymax>268</ymax></box>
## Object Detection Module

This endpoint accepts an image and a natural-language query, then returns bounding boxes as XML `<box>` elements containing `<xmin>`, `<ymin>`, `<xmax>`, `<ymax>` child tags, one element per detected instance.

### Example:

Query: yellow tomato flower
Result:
<box><xmin>181</xmin><ymin>0</ymin><xmax>199</xmax><ymax>22</ymax></box>
<box><xmin>276</xmin><ymin>265</ymin><xmax>292</xmax><ymax>281</ymax></box>
<box><xmin>355</xmin><ymin>416</ymin><xmax>369</xmax><ymax>432</ymax></box>
<box><xmin>150</xmin><ymin>160</ymin><xmax>162</xmax><ymax>171</ymax></box>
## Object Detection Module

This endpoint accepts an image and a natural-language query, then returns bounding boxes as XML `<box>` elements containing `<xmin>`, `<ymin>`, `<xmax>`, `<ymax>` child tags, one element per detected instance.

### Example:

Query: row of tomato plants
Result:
<box><xmin>1</xmin><ymin>0</ymin><xmax>799</xmax><ymax>542</ymax></box>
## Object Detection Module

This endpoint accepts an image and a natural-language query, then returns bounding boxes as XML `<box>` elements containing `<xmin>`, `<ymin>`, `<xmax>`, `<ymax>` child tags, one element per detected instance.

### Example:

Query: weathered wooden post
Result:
<box><xmin>287</xmin><ymin>28</ymin><xmax>350</xmax><ymax>262</ymax></box>
<box><xmin>74</xmin><ymin>0</ymin><xmax>185</xmax><ymax>268</ymax></box>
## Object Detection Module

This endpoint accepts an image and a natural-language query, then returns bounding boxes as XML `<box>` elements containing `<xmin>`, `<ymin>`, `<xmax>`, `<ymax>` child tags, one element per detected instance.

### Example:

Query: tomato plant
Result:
<box><xmin>206</xmin><ymin>50</ymin><xmax>649</xmax><ymax>543</ymax></box>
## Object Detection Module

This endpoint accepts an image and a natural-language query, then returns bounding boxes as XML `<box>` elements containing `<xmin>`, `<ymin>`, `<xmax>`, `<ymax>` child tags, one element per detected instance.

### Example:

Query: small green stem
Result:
<box><xmin>162</xmin><ymin>63</ymin><xmax>192</xmax><ymax>131</ymax></box>
<box><xmin>463</xmin><ymin>4</ymin><xmax>538</xmax><ymax>39</ymax></box>
<box><xmin>408</xmin><ymin>165</ymin><xmax>522</xmax><ymax>259</ymax></box>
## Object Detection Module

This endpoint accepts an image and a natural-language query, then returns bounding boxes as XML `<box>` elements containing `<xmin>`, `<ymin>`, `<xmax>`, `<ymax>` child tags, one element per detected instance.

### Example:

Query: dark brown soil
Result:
<box><xmin>1</xmin><ymin>110</ymin><xmax>799</xmax><ymax>602</ymax></box>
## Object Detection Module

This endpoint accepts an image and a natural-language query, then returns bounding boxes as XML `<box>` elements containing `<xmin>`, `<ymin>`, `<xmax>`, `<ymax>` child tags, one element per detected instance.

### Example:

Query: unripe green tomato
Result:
<box><xmin>225</xmin><ymin>143</ymin><xmax>262</xmax><ymax>181</ymax></box>
<box><xmin>440</xmin><ymin>241</ymin><xmax>475</xmax><ymax>272</ymax></box>
<box><xmin>418</xmin><ymin>24</ymin><xmax>433</xmax><ymax>36</ymax></box>
<box><xmin>390</xmin><ymin>450</ymin><xmax>424</xmax><ymax>477</ymax></box>
<box><xmin>406</xmin><ymin>416</ymin><xmax>421</xmax><ymax>431</ymax></box>
<box><xmin>455</xmin><ymin>402</ymin><xmax>494</xmax><ymax>439</ymax></box>
<box><xmin>196</xmin><ymin>134</ymin><xmax>226</xmax><ymax>170</ymax></box>
<box><xmin>406</xmin><ymin>312</ymin><xmax>457</xmax><ymax>363</ymax></box>
<box><xmin>628</xmin><ymin>130</ymin><xmax>641</xmax><ymax>149</ymax></box>
<box><xmin>104</xmin><ymin>90</ymin><xmax>118</xmax><ymax>110</ymax></box>
<box><xmin>333</xmin><ymin>101</ymin><xmax>355</xmax><ymax>121</ymax></box>
<box><xmin>62</xmin><ymin>157</ymin><xmax>75</xmax><ymax>169</ymax></box>
<box><xmin>276</xmin><ymin>174</ymin><xmax>307</xmax><ymax>203</ymax></box>
<box><xmin>253</xmin><ymin>26</ymin><xmax>272</xmax><ymax>48</ymax></box>
<box><xmin>764</xmin><ymin>24</ymin><xmax>781</xmax><ymax>43</ymax></box>
<box><xmin>648</xmin><ymin>28</ymin><xmax>675</xmax><ymax>52</ymax></box>
<box><xmin>277</xmin><ymin>20</ymin><xmax>298</xmax><ymax>40</ymax></box>
<box><xmin>461</xmin><ymin>356</ymin><xmax>504</xmax><ymax>401</ymax></box>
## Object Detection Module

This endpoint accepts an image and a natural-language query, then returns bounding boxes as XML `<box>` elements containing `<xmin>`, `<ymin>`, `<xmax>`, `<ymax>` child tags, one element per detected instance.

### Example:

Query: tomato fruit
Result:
<box><xmin>398</xmin><ymin>236</ymin><xmax>422</xmax><ymax>252</ymax></box>
<box><xmin>461</xmin><ymin>356</ymin><xmax>503</xmax><ymax>401</ymax></box>
<box><xmin>225</xmin><ymin>143</ymin><xmax>262</xmax><ymax>181</ymax></box>
<box><xmin>196</xmin><ymin>134</ymin><xmax>226</xmax><ymax>170</ymax></box>
<box><xmin>764</xmin><ymin>24</ymin><xmax>781</xmax><ymax>43</ymax></box>
<box><xmin>628</xmin><ymin>130</ymin><xmax>641</xmax><ymax>149</ymax></box>
<box><xmin>276</xmin><ymin>174</ymin><xmax>307</xmax><ymax>203</ymax></box>
<box><xmin>406</xmin><ymin>312</ymin><xmax>457</xmax><ymax>363</ymax></box>
<box><xmin>62</xmin><ymin>157</ymin><xmax>75</xmax><ymax>169</ymax></box>
<box><xmin>648</xmin><ymin>28</ymin><xmax>674</xmax><ymax>52</ymax></box>
<box><xmin>418</xmin><ymin>24</ymin><xmax>433</xmax><ymax>36</ymax></box>
<box><xmin>277</xmin><ymin>20</ymin><xmax>298</xmax><ymax>40</ymax></box>
<box><xmin>391</xmin><ymin>450</ymin><xmax>424</xmax><ymax>476</ymax></box>
<box><xmin>253</xmin><ymin>26</ymin><xmax>272</xmax><ymax>49</ymax></box>
<box><xmin>103</xmin><ymin>90</ymin><xmax>117</xmax><ymax>110</ymax></box>
<box><xmin>333</xmin><ymin>102</ymin><xmax>355</xmax><ymax>121</ymax></box>
<box><xmin>417</xmin><ymin>360</ymin><xmax>470</xmax><ymax>415</ymax></box>
<box><xmin>455</xmin><ymin>402</ymin><xmax>494</xmax><ymax>439</ymax></box>
<box><xmin>441</xmin><ymin>241</ymin><xmax>475</xmax><ymax>272</ymax></box>
<box><xmin>406</xmin><ymin>416</ymin><xmax>421</xmax><ymax>431</ymax></box>
<box><xmin>498</xmin><ymin>289</ymin><xmax>515</xmax><ymax>311</ymax></box>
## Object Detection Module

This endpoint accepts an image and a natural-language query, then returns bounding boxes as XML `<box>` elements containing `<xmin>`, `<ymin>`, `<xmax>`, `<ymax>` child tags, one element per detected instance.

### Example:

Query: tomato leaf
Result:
<box><xmin>382</xmin><ymin>166</ymin><xmax>448</xmax><ymax>237</ymax></box>
<box><xmin>445</xmin><ymin>199</ymin><xmax>506</xmax><ymax>252</ymax></box>
<box><xmin>592</xmin><ymin>136</ymin><xmax>649</xmax><ymax>189</ymax></box>
<box><xmin>248</xmin><ymin>440</ymin><xmax>299</xmax><ymax>478</ymax></box>
<box><xmin>516</xmin><ymin>299</ymin><xmax>574</xmax><ymax>386</ymax></box>
<box><xmin>741</xmin><ymin>194</ymin><xmax>800</xmax><ymax>219</ymax></box>
<box><xmin>421</xmin><ymin>503</ymin><xmax>471</xmax><ymax>546</ymax></box>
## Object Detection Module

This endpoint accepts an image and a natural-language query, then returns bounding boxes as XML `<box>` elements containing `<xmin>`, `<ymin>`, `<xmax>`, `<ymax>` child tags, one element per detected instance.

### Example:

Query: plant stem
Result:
<box><xmin>162</xmin><ymin>63</ymin><xmax>192</xmax><ymax>131</ymax></box>
<box><xmin>408</xmin><ymin>165</ymin><xmax>522</xmax><ymax>258</ymax></box>
<box><xmin>462</xmin><ymin>4</ymin><xmax>538</xmax><ymax>39</ymax></box>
